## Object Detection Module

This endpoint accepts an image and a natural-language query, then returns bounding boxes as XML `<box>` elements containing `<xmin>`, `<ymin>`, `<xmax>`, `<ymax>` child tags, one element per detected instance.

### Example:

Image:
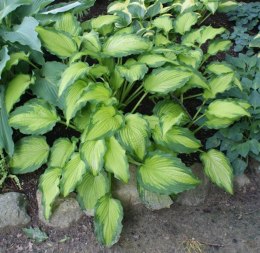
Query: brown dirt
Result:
<box><xmin>0</xmin><ymin>173</ymin><xmax>260</xmax><ymax>253</ymax></box>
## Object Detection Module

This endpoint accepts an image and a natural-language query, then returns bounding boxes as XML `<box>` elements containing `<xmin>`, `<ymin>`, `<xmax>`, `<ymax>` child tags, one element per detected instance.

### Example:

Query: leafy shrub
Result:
<box><xmin>222</xmin><ymin>1</ymin><xmax>260</xmax><ymax>55</ymax></box>
<box><xmin>207</xmin><ymin>52</ymin><xmax>260</xmax><ymax>175</ymax></box>
<box><xmin>0</xmin><ymin>0</ymin><xmax>251</xmax><ymax>247</ymax></box>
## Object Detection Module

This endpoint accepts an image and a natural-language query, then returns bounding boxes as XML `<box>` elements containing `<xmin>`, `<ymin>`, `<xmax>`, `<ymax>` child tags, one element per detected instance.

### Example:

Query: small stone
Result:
<box><xmin>0</xmin><ymin>192</ymin><xmax>31</xmax><ymax>229</ymax></box>
<box><xmin>112</xmin><ymin>165</ymin><xmax>141</xmax><ymax>208</ymax></box>
<box><xmin>177</xmin><ymin>163</ymin><xmax>210</xmax><ymax>206</ymax></box>
<box><xmin>37</xmin><ymin>191</ymin><xmax>83</xmax><ymax>229</ymax></box>
<box><xmin>234</xmin><ymin>174</ymin><xmax>251</xmax><ymax>190</ymax></box>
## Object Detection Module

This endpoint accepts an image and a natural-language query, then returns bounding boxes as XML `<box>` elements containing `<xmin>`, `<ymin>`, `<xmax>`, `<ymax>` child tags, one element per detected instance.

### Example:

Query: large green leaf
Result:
<box><xmin>54</xmin><ymin>12</ymin><xmax>81</xmax><ymax>36</ymax></box>
<box><xmin>10</xmin><ymin>136</ymin><xmax>49</xmax><ymax>174</ymax></box>
<box><xmin>1</xmin><ymin>17</ymin><xmax>41</xmax><ymax>52</ymax></box>
<box><xmin>200</xmin><ymin>149</ymin><xmax>233</xmax><ymax>194</ymax></box>
<box><xmin>144</xmin><ymin>67</ymin><xmax>192</xmax><ymax>94</ymax></box>
<box><xmin>58</xmin><ymin>62</ymin><xmax>88</xmax><ymax>96</ymax></box>
<box><xmin>80</xmin><ymin>139</ymin><xmax>106</xmax><ymax>176</ymax></box>
<box><xmin>0</xmin><ymin>86</ymin><xmax>14</xmax><ymax>156</ymax></box>
<box><xmin>203</xmin><ymin>73</ymin><xmax>234</xmax><ymax>99</ymax></box>
<box><xmin>32</xmin><ymin>61</ymin><xmax>66</xmax><ymax>109</ymax></box>
<box><xmin>138</xmin><ymin>183</ymin><xmax>173</xmax><ymax>210</ymax></box>
<box><xmin>250</xmin><ymin>34</ymin><xmax>260</xmax><ymax>48</ymax></box>
<box><xmin>64</xmin><ymin>80</ymin><xmax>87</xmax><ymax>124</ymax></box>
<box><xmin>60</xmin><ymin>153</ymin><xmax>86</xmax><ymax>197</ymax></box>
<box><xmin>0</xmin><ymin>0</ymin><xmax>31</xmax><ymax>21</ymax></box>
<box><xmin>138</xmin><ymin>54</ymin><xmax>177</xmax><ymax>68</ymax></box>
<box><xmin>161</xmin><ymin>126</ymin><xmax>201</xmax><ymax>153</ymax></box>
<box><xmin>103</xmin><ymin>34</ymin><xmax>151</xmax><ymax>57</ymax></box>
<box><xmin>174</xmin><ymin>12</ymin><xmax>198</xmax><ymax>35</ymax></box>
<box><xmin>77</xmin><ymin>172</ymin><xmax>109</xmax><ymax>214</ymax></box>
<box><xmin>39</xmin><ymin>167</ymin><xmax>62</xmax><ymax>220</ymax></box>
<box><xmin>49</xmin><ymin>138</ymin><xmax>76</xmax><ymax>168</ymax></box>
<box><xmin>0</xmin><ymin>46</ymin><xmax>10</xmax><ymax>78</ymax></box>
<box><xmin>118</xmin><ymin>114</ymin><xmax>149</xmax><ymax>161</ymax></box>
<box><xmin>117</xmin><ymin>62</ymin><xmax>148</xmax><ymax>83</ymax></box>
<box><xmin>205</xmin><ymin>99</ymin><xmax>250</xmax><ymax>120</ymax></box>
<box><xmin>205</xmin><ymin>115</ymin><xmax>235</xmax><ymax>129</ymax></box>
<box><xmin>207</xmin><ymin>40</ymin><xmax>232</xmax><ymax>55</ymax></box>
<box><xmin>104</xmin><ymin>136</ymin><xmax>129</xmax><ymax>183</ymax></box>
<box><xmin>91</xmin><ymin>15</ymin><xmax>119</xmax><ymax>33</ymax></box>
<box><xmin>83</xmin><ymin>105</ymin><xmax>124</xmax><ymax>141</ymax></box>
<box><xmin>94</xmin><ymin>195</ymin><xmax>123</xmax><ymax>247</ymax></box>
<box><xmin>137</xmin><ymin>152</ymin><xmax>200</xmax><ymax>194</ymax></box>
<box><xmin>206</xmin><ymin>62</ymin><xmax>233</xmax><ymax>75</ymax></box>
<box><xmin>153</xmin><ymin>16</ymin><xmax>173</xmax><ymax>34</ymax></box>
<box><xmin>9</xmin><ymin>99</ymin><xmax>59</xmax><ymax>135</ymax></box>
<box><xmin>198</xmin><ymin>26</ymin><xmax>226</xmax><ymax>45</ymax></box>
<box><xmin>82</xmin><ymin>31</ymin><xmax>101</xmax><ymax>53</ymax></box>
<box><xmin>153</xmin><ymin>100</ymin><xmax>190</xmax><ymax>135</ymax></box>
<box><xmin>36</xmin><ymin>26</ymin><xmax>78</xmax><ymax>58</ymax></box>
<box><xmin>5</xmin><ymin>74</ymin><xmax>35</xmax><ymax>113</ymax></box>
<box><xmin>5</xmin><ymin>51</ymin><xmax>29</xmax><ymax>71</ymax></box>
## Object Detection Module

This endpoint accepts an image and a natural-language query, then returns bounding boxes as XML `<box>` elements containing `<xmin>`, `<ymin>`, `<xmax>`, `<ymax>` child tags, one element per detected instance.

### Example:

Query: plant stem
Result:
<box><xmin>183</xmin><ymin>93</ymin><xmax>203</xmax><ymax>100</ymax></box>
<box><xmin>194</xmin><ymin>123</ymin><xmax>206</xmax><ymax>134</ymax></box>
<box><xmin>123</xmin><ymin>85</ymin><xmax>144</xmax><ymax>106</ymax></box>
<box><xmin>198</xmin><ymin>13</ymin><xmax>211</xmax><ymax>25</ymax></box>
<box><xmin>191</xmin><ymin>113</ymin><xmax>206</xmax><ymax>127</ymax></box>
<box><xmin>28</xmin><ymin>61</ymin><xmax>39</xmax><ymax>70</ymax></box>
<box><xmin>131</xmin><ymin>92</ymin><xmax>148</xmax><ymax>114</ymax></box>
<box><xmin>59</xmin><ymin>120</ymin><xmax>78</xmax><ymax>131</ymax></box>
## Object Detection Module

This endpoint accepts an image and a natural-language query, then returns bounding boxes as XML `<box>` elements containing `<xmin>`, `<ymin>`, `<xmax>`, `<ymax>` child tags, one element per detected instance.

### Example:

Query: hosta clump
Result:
<box><xmin>2</xmin><ymin>0</ymin><xmax>251</xmax><ymax>247</ymax></box>
<box><xmin>207</xmin><ymin>52</ymin><xmax>260</xmax><ymax>175</ymax></box>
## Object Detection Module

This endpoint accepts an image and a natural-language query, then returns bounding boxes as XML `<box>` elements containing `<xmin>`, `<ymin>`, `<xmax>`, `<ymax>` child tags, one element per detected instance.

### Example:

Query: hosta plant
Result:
<box><xmin>2</xmin><ymin>0</ymin><xmax>251</xmax><ymax>247</ymax></box>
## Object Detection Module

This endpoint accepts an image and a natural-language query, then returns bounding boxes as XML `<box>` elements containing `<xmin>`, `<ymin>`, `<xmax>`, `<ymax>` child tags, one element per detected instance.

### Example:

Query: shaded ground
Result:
<box><xmin>0</xmin><ymin>173</ymin><xmax>260</xmax><ymax>253</ymax></box>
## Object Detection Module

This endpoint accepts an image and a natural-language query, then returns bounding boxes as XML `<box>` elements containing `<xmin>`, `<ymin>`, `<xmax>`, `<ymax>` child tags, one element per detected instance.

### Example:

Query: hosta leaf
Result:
<box><xmin>118</xmin><ymin>114</ymin><xmax>149</xmax><ymax>161</ymax></box>
<box><xmin>202</xmin><ymin>0</ymin><xmax>219</xmax><ymax>14</ymax></box>
<box><xmin>250</xmin><ymin>34</ymin><xmax>260</xmax><ymax>48</ymax></box>
<box><xmin>117</xmin><ymin>62</ymin><xmax>148</xmax><ymax>83</ymax></box>
<box><xmin>10</xmin><ymin>136</ymin><xmax>49</xmax><ymax>174</ymax></box>
<box><xmin>64</xmin><ymin>80</ymin><xmax>87</xmax><ymax>124</ymax></box>
<box><xmin>198</xmin><ymin>26</ymin><xmax>226</xmax><ymax>45</ymax></box>
<box><xmin>206</xmin><ymin>99</ymin><xmax>250</xmax><ymax>120</ymax></box>
<box><xmin>77</xmin><ymin>172</ymin><xmax>109</xmax><ymax>214</ymax></box>
<box><xmin>103</xmin><ymin>34</ymin><xmax>151</xmax><ymax>57</ymax></box>
<box><xmin>0</xmin><ymin>46</ymin><xmax>10</xmax><ymax>78</ymax></box>
<box><xmin>83</xmin><ymin>105</ymin><xmax>124</xmax><ymax>141</ymax></box>
<box><xmin>54</xmin><ymin>12</ymin><xmax>81</xmax><ymax>36</ymax></box>
<box><xmin>104</xmin><ymin>136</ymin><xmax>129</xmax><ymax>183</ymax></box>
<box><xmin>32</xmin><ymin>61</ymin><xmax>66</xmax><ymax>109</ymax></box>
<box><xmin>137</xmin><ymin>152</ymin><xmax>200</xmax><ymax>194</ymax></box>
<box><xmin>94</xmin><ymin>195</ymin><xmax>123</xmax><ymax>247</ymax></box>
<box><xmin>80</xmin><ymin>139</ymin><xmax>106</xmax><ymax>176</ymax></box>
<box><xmin>60</xmin><ymin>153</ymin><xmax>86</xmax><ymax>197</ymax></box>
<box><xmin>58</xmin><ymin>62</ymin><xmax>88</xmax><ymax>96</ymax></box>
<box><xmin>49</xmin><ymin>138</ymin><xmax>76</xmax><ymax>168</ymax></box>
<box><xmin>1</xmin><ymin>17</ymin><xmax>41</xmax><ymax>52</ymax></box>
<box><xmin>5</xmin><ymin>51</ymin><xmax>29</xmax><ymax>71</ymax></box>
<box><xmin>91</xmin><ymin>15</ymin><xmax>119</xmax><ymax>30</ymax></box>
<box><xmin>138</xmin><ymin>54</ymin><xmax>177</xmax><ymax>68</ymax></box>
<box><xmin>207</xmin><ymin>40</ymin><xmax>232</xmax><ymax>55</ymax></box>
<box><xmin>9</xmin><ymin>99</ymin><xmax>59</xmax><ymax>135</ymax></box>
<box><xmin>145</xmin><ymin>0</ymin><xmax>162</xmax><ymax>18</ymax></box>
<box><xmin>200</xmin><ymin>149</ymin><xmax>233</xmax><ymax>194</ymax></box>
<box><xmin>203</xmin><ymin>73</ymin><xmax>234</xmax><ymax>99</ymax></box>
<box><xmin>153</xmin><ymin>100</ymin><xmax>190</xmax><ymax>134</ymax></box>
<box><xmin>144</xmin><ymin>67</ymin><xmax>192</xmax><ymax>94</ymax></box>
<box><xmin>162</xmin><ymin>126</ymin><xmax>201</xmax><ymax>153</ymax></box>
<box><xmin>82</xmin><ymin>31</ymin><xmax>101</xmax><ymax>53</ymax></box>
<box><xmin>206</xmin><ymin>62</ymin><xmax>233</xmax><ymax>75</ymax></box>
<box><xmin>174</xmin><ymin>12</ymin><xmax>198</xmax><ymax>35</ymax></box>
<box><xmin>0</xmin><ymin>86</ymin><xmax>14</xmax><ymax>156</ymax></box>
<box><xmin>39</xmin><ymin>167</ymin><xmax>62</xmax><ymax>220</ymax></box>
<box><xmin>5</xmin><ymin>74</ymin><xmax>35</xmax><ymax>113</ymax></box>
<box><xmin>153</xmin><ymin>16</ymin><xmax>173</xmax><ymax>34</ymax></box>
<box><xmin>178</xmin><ymin>48</ymin><xmax>203</xmax><ymax>69</ymax></box>
<box><xmin>0</xmin><ymin>0</ymin><xmax>31</xmax><ymax>21</ymax></box>
<box><xmin>73</xmin><ymin>106</ymin><xmax>92</xmax><ymax>132</ymax></box>
<box><xmin>127</xmin><ymin>2</ymin><xmax>146</xmax><ymax>19</ymax></box>
<box><xmin>138</xmin><ymin>183</ymin><xmax>173</xmax><ymax>210</ymax></box>
<box><xmin>205</xmin><ymin>115</ymin><xmax>234</xmax><ymax>129</ymax></box>
<box><xmin>89</xmin><ymin>65</ymin><xmax>109</xmax><ymax>78</ymax></box>
<box><xmin>36</xmin><ymin>26</ymin><xmax>78</xmax><ymax>58</ymax></box>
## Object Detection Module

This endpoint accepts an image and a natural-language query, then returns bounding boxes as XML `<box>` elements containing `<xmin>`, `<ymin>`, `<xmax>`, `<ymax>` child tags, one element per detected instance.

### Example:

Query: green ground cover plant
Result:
<box><xmin>0</xmin><ymin>0</ymin><xmax>253</xmax><ymax>247</ymax></box>
<box><xmin>222</xmin><ymin>1</ymin><xmax>260</xmax><ymax>55</ymax></box>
